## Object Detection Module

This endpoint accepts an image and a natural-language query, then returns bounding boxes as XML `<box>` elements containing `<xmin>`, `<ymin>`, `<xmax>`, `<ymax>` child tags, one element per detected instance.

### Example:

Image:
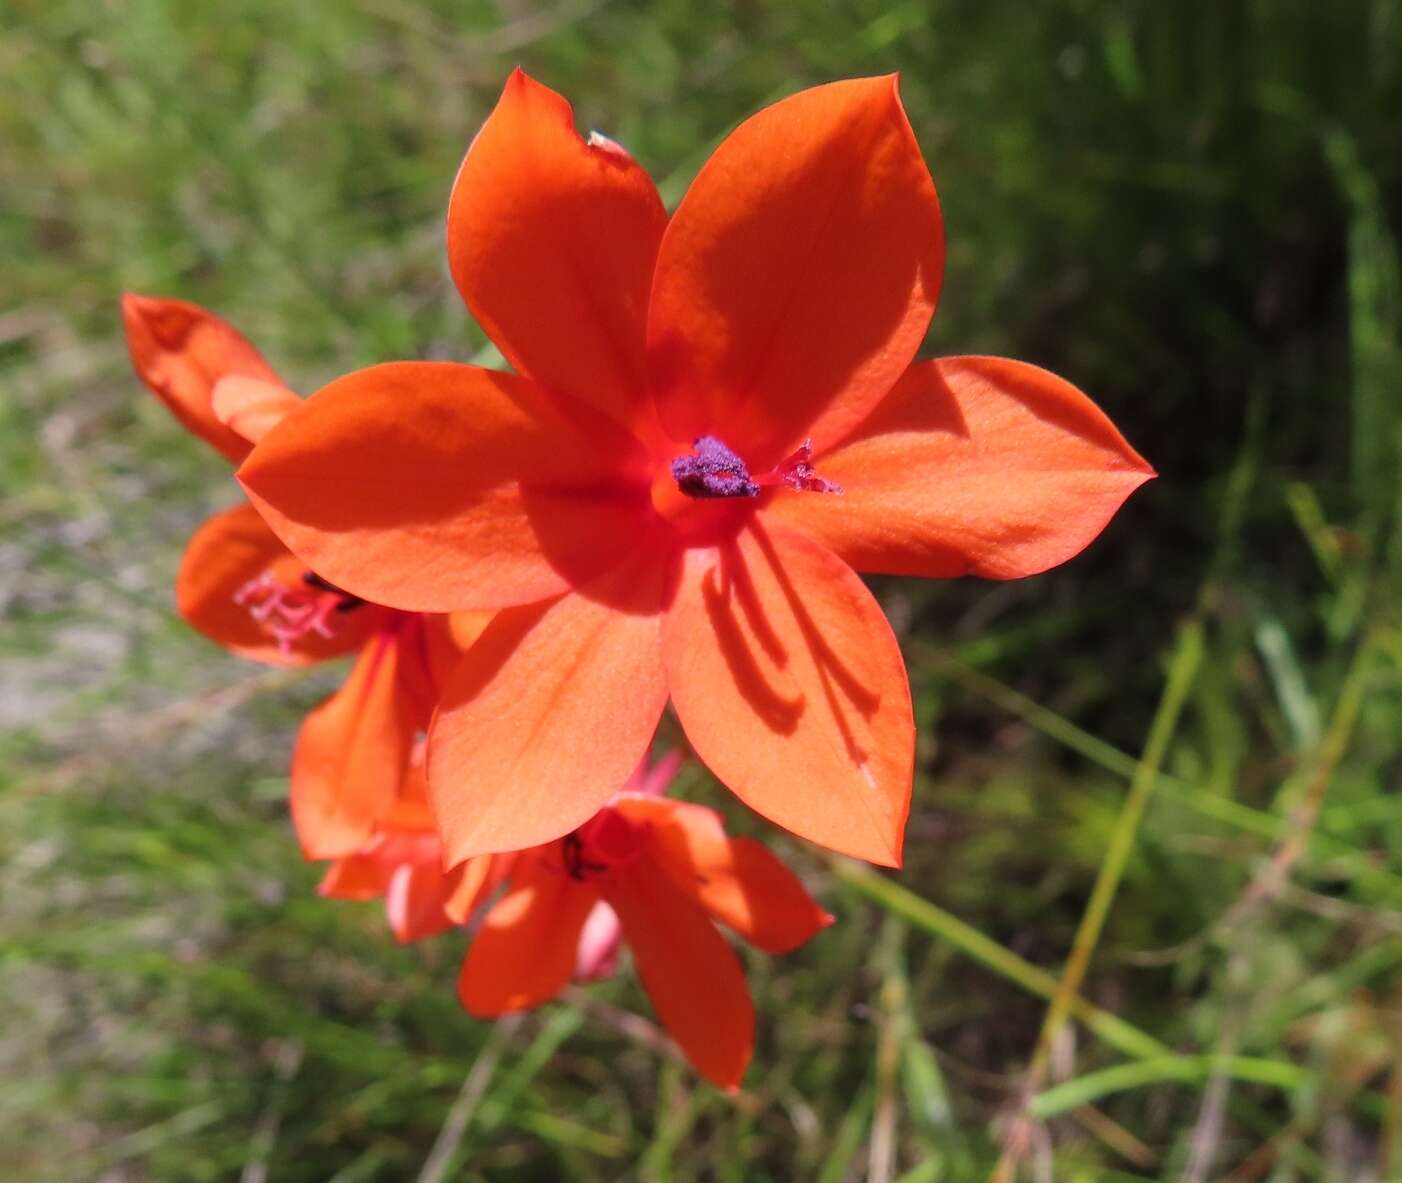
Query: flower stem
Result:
<box><xmin>828</xmin><ymin>858</ymin><xmax>1168</xmax><ymax>1063</ymax></box>
<box><xmin>1028</xmin><ymin>1055</ymin><xmax>1311</xmax><ymax>1120</ymax></box>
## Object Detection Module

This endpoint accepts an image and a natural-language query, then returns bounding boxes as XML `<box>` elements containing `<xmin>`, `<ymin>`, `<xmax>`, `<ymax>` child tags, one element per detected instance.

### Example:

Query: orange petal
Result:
<box><xmin>121</xmin><ymin>293</ymin><xmax>286</xmax><ymax>464</ymax></box>
<box><xmin>663</xmin><ymin>520</ymin><xmax>913</xmax><ymax>866</ymax></box>
<box><xmin>389</xmin><ymin>612</ymin><xmax>493</xmax><ymax>726</ymax></box>
<box><xmin>448</xmin><ymin>69</ymin><xmax>666</xmax><ymax>437</ymax></box>
<box><xmin>615</xmin><ymin>796</ymin><xmax>833</xmax><ymax>953</ymax></box>
<box><xmin>767</xmin><ymin>357</ymin><xmax>1155</xmax><ymax>580</ymax></box>
<box><xmin>428</xmin><ymin>559</ymin><xmax>669</xmax><ymax>864</ymax></box>
<box><xmin>385</xmin><ymin>862</ymin><xmax>456</xmax><ymax>943</ymax></box>
<box><xmin>435</xmin><ymin>611</ymin><xmax>495</xmax><ymax>679</ymax></box>
<box><xmin>318</xmin><ymin>851</ymin><xmax>393</xmax><ymax>900</ymax></box>
<box><xmin>175</xmin><ymin>503</ymin><xmax>382</xmax><ymax>666</ymax></box>
<box><xmin>458</xmin><ymin>848</ymin><xmax>599</xmax><ymax>1015</ymax></box>
<box><xmin>606</xmin><ymin>863</ymin><xmax>754</xmax><ymax>1090</ymax></box>
<box><xmin>211</xmin><ymin>375</ymin><xmax>301</xmax><ymax>444</ymax></box>
<box><xmin>647</xmin><ymin>76</ymin><xmax>943</xmax><ymax>466</ymax></box>
<box><xmin>379</xmin><ymin>745</ymin><xmax>438</xmax><ymax>832</ymax></box>
<box><xmin>443</xmin><ymin>852</ymin><xmax>515</xmax><ymax>925</ymax></box>
<box><xmin>238</xmin><ymin>361</ymin><xmax>651</xmax><ymax>612</ymax></box>
<box><xmin>290</xmin><ymin>629</ymin><xmax>421</xmax><ymax>860</ymax></box>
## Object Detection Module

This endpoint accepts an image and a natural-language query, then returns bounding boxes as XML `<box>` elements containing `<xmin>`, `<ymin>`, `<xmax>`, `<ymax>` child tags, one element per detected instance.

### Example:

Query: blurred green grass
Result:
<box><xmin>2</xmin><ymin>1</ymin><xmax>1400</xmax><ymax>1179</ymax></box>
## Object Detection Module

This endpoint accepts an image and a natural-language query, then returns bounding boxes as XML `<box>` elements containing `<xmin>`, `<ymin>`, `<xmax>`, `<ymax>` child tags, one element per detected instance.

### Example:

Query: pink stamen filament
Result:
<box><xmin>234</xmin><ymin>573</ymin><xmax>359</xmax><ymax>656</ymax></box>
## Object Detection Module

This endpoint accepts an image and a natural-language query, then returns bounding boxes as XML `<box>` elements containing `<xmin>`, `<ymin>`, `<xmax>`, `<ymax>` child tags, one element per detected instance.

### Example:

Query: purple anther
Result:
<box><xmin>671</xmin><ymin>435</ymin><xmax>761</xmax><ymax>499</ymax></box>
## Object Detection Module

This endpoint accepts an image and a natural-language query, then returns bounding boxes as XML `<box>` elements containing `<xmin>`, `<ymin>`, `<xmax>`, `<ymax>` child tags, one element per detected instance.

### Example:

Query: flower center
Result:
<box><xmin>670</xmin><ymin>435</ymin><xmax>760</xmax><ymax>499</ymax></box>
<box><xmin>670</xmin><ymin>435</ymin><xmax>842</xmax><ymax>500</ymax></box>
<box><xmin>234</xmin><ymin>570</ymin><xmax>364</xmax><ymax>656</ymax></box>
<box><xmin>561</xmin><ymin>807</ymin><xmax>642</xmax><ymax>881</ymax></box>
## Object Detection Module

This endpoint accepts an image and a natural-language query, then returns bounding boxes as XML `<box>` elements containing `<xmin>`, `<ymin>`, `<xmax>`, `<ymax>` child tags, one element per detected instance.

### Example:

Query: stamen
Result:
<box><xmin>671</xmin><ymin>435</ymin><xmax>842</xmax><ymax>500</ymax></box>
<box><xmin>671</xmin><ymin>436</ymin><xmax>760</xmax><ymax>499</ymax></box>
<box><xmin>234</xmin><ymin>571</ymin><xmax>363</xmax><ymax>656</ymax></box>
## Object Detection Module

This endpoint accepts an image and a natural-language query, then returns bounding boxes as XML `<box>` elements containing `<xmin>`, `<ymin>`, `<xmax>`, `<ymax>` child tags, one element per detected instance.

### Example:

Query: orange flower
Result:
<box><xmin>457</xmin><ymin>754</ymin><xmax>833</xmax><ymax>1090</ymax></box>
<box><xmin>320</xmin><ymin>748</ymin><xmax>683</xmax><ymax>959</ymax></box>
<box><xmin>239</xmin><ymin>72</ymin><xmax>1154</xmax><ymax>868</ymax></box>
<box><xmin>122</xmin><ymin>294</ymin><xmax>489</xmax><ymax>858</ymax></box>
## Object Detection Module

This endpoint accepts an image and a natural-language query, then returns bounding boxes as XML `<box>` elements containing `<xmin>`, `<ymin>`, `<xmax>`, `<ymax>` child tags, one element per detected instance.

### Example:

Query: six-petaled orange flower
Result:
<box><xmin>457</xmin><ymin>751</ymin><xmax>832</xmax><ymax>1090</ymax></box>
<box><xmin>122</xmin><ymin>294</ymin><xmax>488</xmax><ymax>859</ymax></box>
<box><xmin>240</xmin><ymin>70</ymin><xmax>1154</xmax><ymax>869</ymax></box>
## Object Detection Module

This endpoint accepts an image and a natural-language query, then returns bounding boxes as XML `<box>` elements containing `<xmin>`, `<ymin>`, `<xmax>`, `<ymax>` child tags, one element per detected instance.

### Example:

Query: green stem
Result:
<box><xmin>936</xmin><ymin>647</ymin><xmax>1402</xmax><ymax>900</ymax></box>
<box><xmin>991</xmin><ymin>623</ymin><xmax>1201</xmax><ymax>1183</ymax></box>
<box><xmin>829</xmin><ymin>859</ymin><xmax>1167</xmax><ymax>1062</ymax></box>
<box><xmin>1029</xmin><ymin>1055</ymin><xmax>1309</xmax><ymax>1119</ymax></box>
<box><xmin>1025</xmin><ymin>619</ymin><xmax>1204</xmax><ymax>1072</ymax></box>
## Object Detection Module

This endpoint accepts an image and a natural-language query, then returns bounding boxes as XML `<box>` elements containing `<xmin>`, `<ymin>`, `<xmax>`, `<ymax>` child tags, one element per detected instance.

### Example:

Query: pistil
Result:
<box><xmin>755</xmin><ymin>440</ymin><xmax>843</xmax><ymax>495</ymax></box>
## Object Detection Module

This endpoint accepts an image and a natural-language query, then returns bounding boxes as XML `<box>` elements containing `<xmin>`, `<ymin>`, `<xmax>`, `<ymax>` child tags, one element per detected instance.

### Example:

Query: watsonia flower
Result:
<box><xmin>239</xmin><ymin>72</ymin><xmax>1154</xmax><ymax>867</ymax></box>
<box><xmin>456</xmin><ymin>751</ymin><xmax>833</xmax><ymax>1091</ymax></box>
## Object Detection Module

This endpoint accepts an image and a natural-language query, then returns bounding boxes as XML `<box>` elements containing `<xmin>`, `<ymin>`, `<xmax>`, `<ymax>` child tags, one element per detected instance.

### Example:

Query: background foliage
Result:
<box><xmin>2</xmin><ymin>1</ymin><xmax>1400</xmax><ymax>1179</ymax></box>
